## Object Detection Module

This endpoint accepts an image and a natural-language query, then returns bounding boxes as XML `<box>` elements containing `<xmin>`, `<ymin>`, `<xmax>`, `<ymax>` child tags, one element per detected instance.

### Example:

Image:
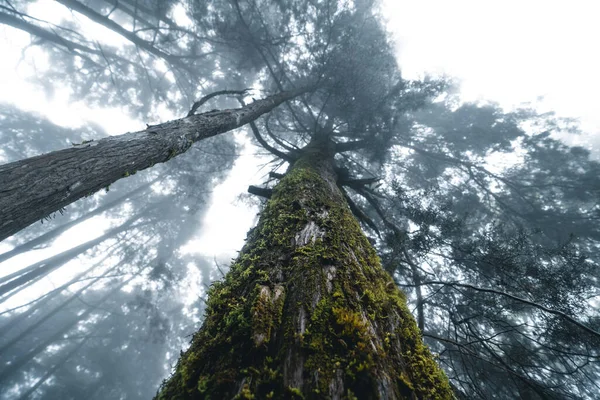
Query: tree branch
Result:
<box><xmin>231</xmin><ymin>0</ymin><xmax>314</xmax><ymax>131</ymax></box>
<box><xmin>55</xmin><ymin>0</ymin><xmax>192</xmax><ymax>72</ymax></box>
<box><xmin>248</xmin><ymin>185</ymin><xmax>272</xmax><ymax>199</ymax></box>
<box><xmin>265</xmin><ymin>114</ymin><xmax>298</xmax><ymax>152</ymax></box>
<box><xmin>247</xmin><ymin>121</ymin><xmax>293</xmax><ymax>162</ymax></box>
<box><xmin>0</xmin><ymin>87</ymin><xmax>310</xmax><ymax>242</ymax></box>
<box><xmin>187</xmin><ymin>89</ymin><xmax>250</xmax><ymax>117</ymax></box>
<box><xmin>0</xmin><ymin>11</ymin><xmax>98</xmax><ymax>56</ymax></box>
<box><xmin>269</xmin><ymin>172</ymin><xmax>285</xmax><ymax>180</ymax></box>
<box><xmin>236</xmin><ymin>97</ymin><xmax>296</xmax><ymax>162</ymax></box>
<box><xmin>340</xmin><ymin>188</ymin><xmax>380</xmax><ymax>235</ymax></box>
<box><xmin>421</xmin><ymin>281</ymin><xmax>600</xmax><ymax>339</ymax></box>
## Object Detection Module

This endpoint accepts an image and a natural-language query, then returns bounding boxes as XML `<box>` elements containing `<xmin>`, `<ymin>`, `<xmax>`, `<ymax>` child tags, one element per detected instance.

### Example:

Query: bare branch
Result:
<box><xmin>188</xmin><ymin>89</ymin><xmax>250</xmax><ymax>117</ymax></box>
<box><xmin>265</xmin><ymin>114</ymin><xmax>298</xmax><ymax>152</ymax></box>
<box><xmin>56</xmin><ymin>0</ymin><xmax>193</xmax><ymax>73</ymax></box>
<box><xmin>247</xmin><ymin>121</ymin><xmax>294</xmax><ymax>162</ymax></box>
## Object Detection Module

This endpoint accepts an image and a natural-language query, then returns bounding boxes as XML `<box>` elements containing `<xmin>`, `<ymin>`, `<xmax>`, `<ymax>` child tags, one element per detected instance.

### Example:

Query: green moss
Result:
<box><xmin>234</xmin><ymin>385</ymin><xmax>254</xmax><ymax>399</ymax></box>
<box><xmin>285</xmin><ymin>387</ymin><xmax>304</xmax><ymax>398</ymax></box>
<box><xmin>346</xmin><ymin>389</ymin><xmax>359</xmax><ymax>400</ymax></box>
<box><xmin>155</xmin><ymin>159</ymin><xmax>453</xmax><ymax>399</ymax></box>
<box><xmin>251</xmin><ymin>284</ymin><xmax>286</xmax><ymax>347</ymax></box>
<box><xmin>197</xmin><ymin>376</ymin><xmax>210</xmax><ymax>394</ymax></box>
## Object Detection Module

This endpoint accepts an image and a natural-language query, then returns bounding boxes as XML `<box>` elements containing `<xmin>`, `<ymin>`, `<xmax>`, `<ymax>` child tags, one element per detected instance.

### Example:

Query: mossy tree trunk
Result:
<box><xmin>156</xmin><ymin>135</ymin><xmax>453</xmax><ymax>399</ymax></box>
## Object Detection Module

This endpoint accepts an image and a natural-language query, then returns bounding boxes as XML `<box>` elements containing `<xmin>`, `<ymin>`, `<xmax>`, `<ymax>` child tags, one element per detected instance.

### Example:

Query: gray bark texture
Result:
<box><xmin>0</xmin><ymin>87</ymin><xmax>308</xmax><ymax>242</ymax></box>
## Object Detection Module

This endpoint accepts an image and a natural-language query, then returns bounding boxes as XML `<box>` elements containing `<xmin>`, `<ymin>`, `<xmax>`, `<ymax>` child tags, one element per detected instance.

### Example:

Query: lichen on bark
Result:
<box><xmin>155</xmin><ymin>140</ymin><xmax>453</xmax><ymax>399</ymax></box>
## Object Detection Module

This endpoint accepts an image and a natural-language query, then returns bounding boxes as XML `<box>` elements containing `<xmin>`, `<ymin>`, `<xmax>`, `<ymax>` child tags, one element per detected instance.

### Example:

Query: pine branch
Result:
<box><xmin>421</xmin><ymin>281</ymin><xmax>600</xmax><ymax>340</ymax></box>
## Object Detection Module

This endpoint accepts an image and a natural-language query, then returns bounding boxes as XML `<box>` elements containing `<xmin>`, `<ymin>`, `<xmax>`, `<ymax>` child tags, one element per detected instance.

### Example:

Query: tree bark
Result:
<box><xmin>156</xmin><ymin>135</ymin><xmax>452</xmax><ymax>399</ymax></box>
<box><xmin>0</xmin><ymin>87</ymin><xmax>308</xmax><ymax>242</ymax></box>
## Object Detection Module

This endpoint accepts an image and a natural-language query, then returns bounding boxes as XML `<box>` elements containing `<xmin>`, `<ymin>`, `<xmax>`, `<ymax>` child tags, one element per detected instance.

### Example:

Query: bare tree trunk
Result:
<box><xmin>0</xmin><ymin>87</ymin><xmax>308</xmax><ymax>242</ymax></box>
<box><xmin>156</xmin><ymin>135</ymin><xmax>452</xmax><ymax>399</ymax></box>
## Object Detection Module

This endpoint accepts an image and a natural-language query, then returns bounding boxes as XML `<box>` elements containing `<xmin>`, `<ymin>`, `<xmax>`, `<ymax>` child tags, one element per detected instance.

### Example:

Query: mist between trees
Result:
<box><xmin>0</xmin><ymin>0</ymin><xmax>599</xmax><ymax>399</ymax></box>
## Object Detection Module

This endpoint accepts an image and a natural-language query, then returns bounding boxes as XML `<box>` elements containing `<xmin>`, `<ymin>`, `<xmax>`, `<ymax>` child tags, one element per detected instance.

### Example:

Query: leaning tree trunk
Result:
<box><xmin>156</xmin><ymin>136</ymin><xmax>453</xmax><ymax>399</ymax></box>
<box><xmin>0</xmin><ymin>87</ymin><xmax>308</xmax><ymax>242</ymax></box>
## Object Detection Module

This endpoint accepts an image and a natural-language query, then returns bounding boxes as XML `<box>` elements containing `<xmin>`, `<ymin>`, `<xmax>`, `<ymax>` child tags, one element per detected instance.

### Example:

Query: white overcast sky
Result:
<box><xmin>384</xmin><ymin>0</ymin><xmax>600</xmax><ymax>144</ymax></box>
<box><xmin>1</xmin><ymin>0</ymin><xmax>599</xmax><ymax>261</ymax></box>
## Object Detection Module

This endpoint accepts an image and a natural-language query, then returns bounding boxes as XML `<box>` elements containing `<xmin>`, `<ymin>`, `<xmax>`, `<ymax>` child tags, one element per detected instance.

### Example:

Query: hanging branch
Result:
<box><xmin>231</xmin><ymin>0</ymin><xmax>314</xmax><ymax>132</ymax></box>
<box><xmin>340</xmin><ymin>176</ymin><xmax>381</xmax><ymax>188</ymax></box>
<box><xmin>335</xmin><ymin>139</ymin><xmax>371</xmax><ymax>153</ymax></box>
<box><xmin>235</xmin><ymin>96</ymin><xmax>296</xmax><ymax>163</ymax></box>
<box><xmin>114</xmin><ymin>0</ymin><xmax>209</xmax><ymax>43</ymax></box>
